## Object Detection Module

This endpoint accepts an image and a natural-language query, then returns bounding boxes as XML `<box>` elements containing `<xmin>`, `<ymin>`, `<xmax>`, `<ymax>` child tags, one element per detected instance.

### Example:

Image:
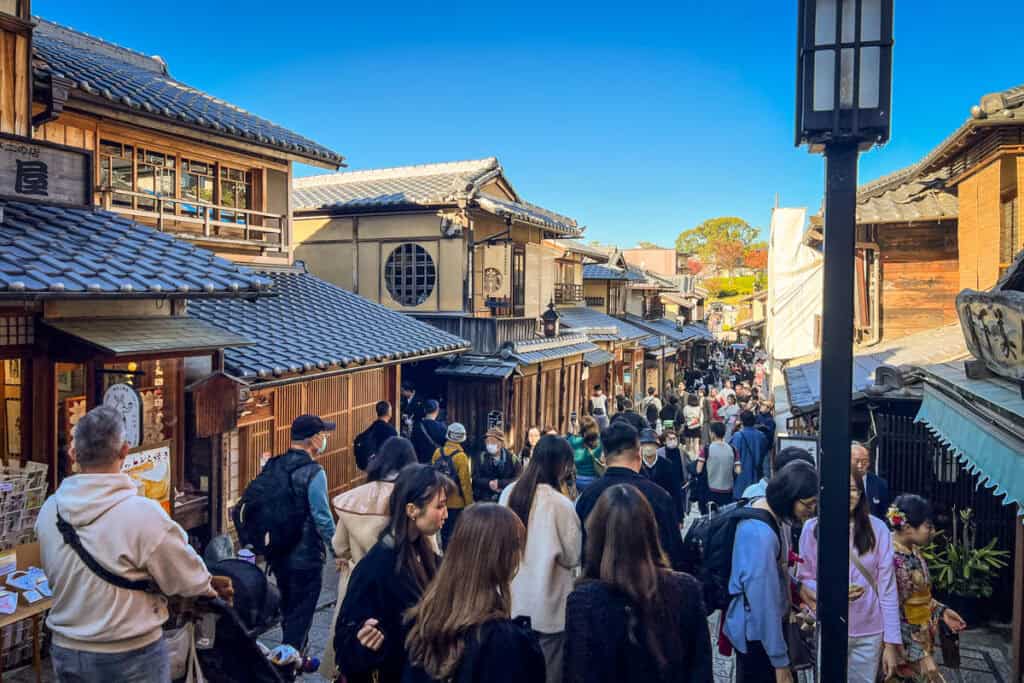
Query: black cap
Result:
<box><xmin>424</xmin><ymin>399</ymin><xmax>440</xmax><ymax>414</ymax></box>
<box><xmin>291</xmin><ymin>414</ymin><xmax>337</xmax><ymax>441</ymax></box>
<box><xmin>639</xmin><ymin>428</ymin><xmax>659</xmax><ymax>444</ymax></box>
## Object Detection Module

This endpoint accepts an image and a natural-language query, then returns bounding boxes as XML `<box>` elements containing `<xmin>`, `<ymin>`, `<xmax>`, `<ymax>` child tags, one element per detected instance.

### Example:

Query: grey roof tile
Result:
<box><xmin>556</xmin><ymin>306</ymin><xmax>649</xmax><ymax>341</ymax></box>
<box><xmin>583</xmin><ymin>349</ymin><xmax>614</xmax><ymax>367</ymax></box>
<box><xmin>292</xmin><ymin>158</ymin><xmax>582</xmax><ymax>236</ymax></box>
<box><xmin>188</xmin><ymin>269</ymin><xmax>470</xmax><ymax>380</ymax></box>
<box><xmin>0</xmin><ymin>201</ymin><xmax>271</xmax><ymax>298</ymax></box>
<box><xmin>583</xmin><ymin>264</ymin><xmax>646</xmax><ymax>281</ymax></box>
<box><xmin>436</xmin><ymin>356</ymin><xmax>519</xmax><ymax>379</ymax></box>
<box><xmin>622</xmin><ymin>314</ymin><xmax>715</xmax><ymax>345</ymax></box>
<box><xmin>506</xmin><ymin>334</ymin><xmax>598</xmax><ymax>365</ymax></box>
<box><xmin>33</xmin><ymin>19</ymin><xmax>343</xmax><ymax>166</ymax></box>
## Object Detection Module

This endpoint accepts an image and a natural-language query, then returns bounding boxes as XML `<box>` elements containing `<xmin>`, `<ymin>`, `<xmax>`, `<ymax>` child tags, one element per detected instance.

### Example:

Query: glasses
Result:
<box><xmin>797</xmin><ymin>498</ymin><xmax>818</xmax><ymax>512</ymax></box>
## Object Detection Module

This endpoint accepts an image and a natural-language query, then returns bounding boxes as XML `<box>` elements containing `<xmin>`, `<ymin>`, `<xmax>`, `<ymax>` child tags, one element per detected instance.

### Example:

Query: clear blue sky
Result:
<box><xmin>38</xmin><ymin>1</ymin><xmax>1024</xmax><ymax>245</ymax></box>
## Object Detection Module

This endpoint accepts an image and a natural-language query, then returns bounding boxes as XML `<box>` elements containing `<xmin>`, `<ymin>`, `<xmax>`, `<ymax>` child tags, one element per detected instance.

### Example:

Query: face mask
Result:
<box><xmin>486</xmin><ymin>443</ymin><xmax>499</xmax><ymax>455</ymax></box>
<box><xmin>665</xmin><ymin>439</ymin><xmax>678</xmax><ymax>449</ymax></box>
<box><xmin>317</xmin><ymin>435</ymin><xmax>328</xmax><ymax>454</ymax></box>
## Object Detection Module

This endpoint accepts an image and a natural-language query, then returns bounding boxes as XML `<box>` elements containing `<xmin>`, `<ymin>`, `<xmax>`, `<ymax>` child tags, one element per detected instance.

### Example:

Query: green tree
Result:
<box><xmin>675</xmin><ymin>217</ymin><xmax>759</xmax><ymax>273</ymax></box>
<box><xmin>635</xmin><ymin>240</ymin><xmax>664</xmax><ymax>249</ymax></box>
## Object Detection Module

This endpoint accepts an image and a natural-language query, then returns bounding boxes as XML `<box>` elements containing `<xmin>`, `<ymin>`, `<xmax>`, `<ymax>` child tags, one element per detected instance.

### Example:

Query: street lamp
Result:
<box><xmin>542</xmin><ymin>301</ymin><xmax>560</xmax><ymax>338</ymax></box>
<box><xmin>795</xmin><ymin>2</ymin><xmax>893</xmax><ymax>681</ymax></box>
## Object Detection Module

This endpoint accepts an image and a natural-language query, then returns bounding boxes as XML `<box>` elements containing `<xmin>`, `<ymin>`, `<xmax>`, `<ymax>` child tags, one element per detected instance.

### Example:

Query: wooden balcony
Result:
<box><xmin>585</xmin><ymin>296</ymin><xmax>605</xmax><ymax>307</ymax></box>
<box><xmin>415</xmin><ymin>315</ymin><xmax>537</xmax><ymax>355</ymax></box>
<box><xmin>96</xmin><ymin>188</ymin><xmax>288</xmax><ymax>254</ymax></box>
<box><xmin>554</xmin><ymin>282</ymin><xmax>584</xmax><ymax>304</ymax></box>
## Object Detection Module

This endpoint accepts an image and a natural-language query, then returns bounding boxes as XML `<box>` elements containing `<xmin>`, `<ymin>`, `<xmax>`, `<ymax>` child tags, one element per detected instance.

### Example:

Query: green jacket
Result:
<box><xmin>567</xmin><ymin>434</ymin><xmax>604</xmax><ymax>477</ymax></box>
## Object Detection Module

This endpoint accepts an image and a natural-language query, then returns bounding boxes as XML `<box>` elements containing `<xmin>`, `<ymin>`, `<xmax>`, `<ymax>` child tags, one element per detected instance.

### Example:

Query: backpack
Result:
<box><xmin>353</xmin><ymin>425</ymin><xmax>376</xmax><ymax>471</ymax></box>
<box><xmin>434</xmin><ymin>448</ymin><xmax>464</xmax><ymax>498</ymax></box>
<box><xmin>232</xmin><ymin>456</ymin><xmax>316</xmax><ymax>561</ymax></box>
<box><xmin>645</xmin><ymin>402</ymin><xmax>659</xmax><ymax>427</ymax></box>
<box><xmin>680</xmin><ymin>499</ymin><xmax>780</xmax><ymax>615</ymax></box>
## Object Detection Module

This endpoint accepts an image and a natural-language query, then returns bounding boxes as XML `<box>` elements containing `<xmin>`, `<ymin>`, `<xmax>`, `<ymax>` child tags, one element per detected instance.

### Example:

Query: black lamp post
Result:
<box><xmin>795</xmin><ymin>1</ymin><xmax>893</xmax><ymax>681</ymax></box>
<box><xmin>542</xmin><ymin>301</ymin><xmax>560</xmax><ymax>338</ymax></box>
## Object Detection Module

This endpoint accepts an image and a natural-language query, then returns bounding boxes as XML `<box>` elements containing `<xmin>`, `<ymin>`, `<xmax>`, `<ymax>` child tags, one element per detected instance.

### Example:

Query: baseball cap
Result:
<box><xmin>291</xmin><ymin>414</ymin><xmax>337</xmax><ymax>441</ymax></box>
<box><xmin>639</xmin><ymin>428</ymin><xmax>659</xmax><ymax>444</ymax></box>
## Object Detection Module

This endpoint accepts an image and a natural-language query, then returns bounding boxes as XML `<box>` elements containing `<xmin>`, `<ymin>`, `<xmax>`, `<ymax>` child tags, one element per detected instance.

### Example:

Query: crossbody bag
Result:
<box><xmin>55</xmin><ymin>504</ymin><xmax>157</xmax><ymax>593</ymax></box>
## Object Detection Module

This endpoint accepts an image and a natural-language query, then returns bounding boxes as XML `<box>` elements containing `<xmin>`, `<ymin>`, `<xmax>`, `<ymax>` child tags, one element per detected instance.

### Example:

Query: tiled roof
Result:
<box><xmin>435</xmin><ymin>356</ymin><xmax>518</xmax><ymax>379</ymax></box>
<box><xmin>582</xmin><ymin>264</ymin><xmax>645</xmax><ymax>281</ymax></box>
<box><xmin>623</xmin><ymin>315</ymin><xmax>714</xmax><ymax>346</ymax></box>
<box><xmin>556</xmin><ymin>307</ymin><xmax>649</xmax><ymax>342</ymax></box>
<box><xmin>856</xmin><ymin>168</ymin><xmax>958</xmax><ymax>224</ymax></box>
<box><xmin>33</xmin><ymin>19</ymin><xmax>343</xmax><ymax>166</ymax></box>
<box><xmin>44</xmin><ymin>316</ymin><xmax>251</xmax><ymax>356</ymax></box>
<box><xmin>292</xmin><ymin>158</ymin><xmax>582</xmax><ymax>236</ymax></box>
<box><xmin>505</xmin><ymin>334</ymin><xmax>598</xmax><ymax>365</ymax></box>
<box><xmin>784</xmin><ymin>323</ymin><xmax>970</xmax><ymax>412</ymax></box>
<box><xmin>583</xmin><ymin>349</ymin><xmax>614</xmax><ymax>367</ymax></box>
<box><xmin>293</xmin><ymin>158</ymin><xmax>500</xmax><ymax>210</ymax></box>
<box><xmin>0</xmin><ymin>201</ymin><xmax>271</xmax><ymax>298</ymax></box>
<box><xmin>546</xmin><ymin>239</ymin><xmax>611</xmax><ymax>262</ymax></box>
<box><xmin>189</xmin><ymin>269</ymin><xmax>469</xmax><ymax>380</ymax></box>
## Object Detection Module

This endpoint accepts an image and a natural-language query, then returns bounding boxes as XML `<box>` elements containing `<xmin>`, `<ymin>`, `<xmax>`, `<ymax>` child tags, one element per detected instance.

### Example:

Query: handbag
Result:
<box><xmin>785</xmin><ymin>613</ymin><xmax>815</xmax><ymax>671</ymax></box>
<box><xmin>938</xmin><ymin>621</ymin><xmax>961</xmax><ymax>669</ymax></box>
<box><xmin>166</xmin><ymin>622</ymin><xmax>206</xmax><ymax>683</ymax></box>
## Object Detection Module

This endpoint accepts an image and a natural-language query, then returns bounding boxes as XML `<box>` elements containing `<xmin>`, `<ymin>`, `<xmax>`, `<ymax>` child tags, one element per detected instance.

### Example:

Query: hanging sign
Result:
<box><xmin>957</xmin><ymin>290</ymin><xmax>1024</xmax><ymax>382</ymax></box>
<box><xmin>103</xmin><ymin>383</ymin><xmax>142</xmax><ymax>447</ymax></box>
<box><xmin>487</xmin><ymin>411</ymin><xmax>504</xmax><ymax>431</ymax></box>
<box><xmin>122</xmin><ymin>440</ymin><xmax>172</xmax><ymax>513</ymax></box>
<box><xmin>0</xmin><ymin>134</ymin><xmax>91</xmax><ymax>207</ymax></box>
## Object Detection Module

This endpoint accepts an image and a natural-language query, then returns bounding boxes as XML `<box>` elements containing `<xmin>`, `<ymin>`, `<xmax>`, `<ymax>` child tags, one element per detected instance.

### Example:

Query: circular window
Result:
<box><xmin>384</xmin><ymin>244</ymin><xmax>436</xmax><ymax>306</ymax></box>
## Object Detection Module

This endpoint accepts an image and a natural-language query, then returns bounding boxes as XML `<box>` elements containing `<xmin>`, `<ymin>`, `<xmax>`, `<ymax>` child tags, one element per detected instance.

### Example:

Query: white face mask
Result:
<box><xmin>665</xmin><ymin>439</ymin><xmax>678</xmax><ymax>449</ymax></box>
<box><xmin>486</xmin><ymin>443</ymin><xmax>499</xmax><ymax>455</ymax></box>
<box><xmin>317</xmin><ymin>434</ymin><xmax>328</xmax><ymax>455</ymax></box>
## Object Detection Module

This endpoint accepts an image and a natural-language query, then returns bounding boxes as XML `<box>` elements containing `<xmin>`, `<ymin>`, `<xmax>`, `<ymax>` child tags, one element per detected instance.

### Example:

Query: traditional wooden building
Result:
<box><xmin>290</xmin><ymin>158</ymin><xmax>588</xmax><ymax>449</ymax></box>
<box><xmin>582</xmin><ymin>258</ymin><xmax>650</xmax><ymax>399</ymax></box>
<box><xmin>6</xmin><ymin>15</ymin><xmax>470</xmax><ymax>535</ymax></box>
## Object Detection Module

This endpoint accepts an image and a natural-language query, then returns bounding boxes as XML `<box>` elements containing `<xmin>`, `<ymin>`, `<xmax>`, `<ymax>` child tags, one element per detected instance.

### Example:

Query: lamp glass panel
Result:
<box><xmin>839</xmin><ymin>47</ymin><xmax>855</xmax><ymax>108</ymax></box>
<box><xmin>814</xmin><ymin>0</ymin><xmax>837</xmax><ymax>45</ymax></box>
<box><xmin>813</xmin><ymin>49</ymin><xmax>836</xmax><ymax>111</ymax></box>
<box><xmin>858</xmin><ymin>46</ymin><xmax>880</xmax><ymax>108</ymax></box>
<box><xmin>0</xmin><ymin>0</ymin><xmax>18</xmax><ymax>16</ymax></box>
<box><xmin>860</xmin><ymin>0</ymin><xmax>882</xmax><ymax>41</ymax></box>
<box><xmin>841</xmin><ymin>0</ymin><xmax>856</xmax><ymax>42</ymax></box>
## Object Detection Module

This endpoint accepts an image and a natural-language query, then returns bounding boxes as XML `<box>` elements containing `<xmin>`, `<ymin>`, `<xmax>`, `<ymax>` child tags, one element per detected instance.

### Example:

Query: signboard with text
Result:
<box><xmin>0</xmin><ymin>134</ymin><xmax>91</xmax><ymax>207</ymax></box>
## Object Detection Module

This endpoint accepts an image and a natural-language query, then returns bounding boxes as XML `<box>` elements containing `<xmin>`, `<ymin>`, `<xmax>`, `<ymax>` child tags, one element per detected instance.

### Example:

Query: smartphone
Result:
<box><xmin>570</xmin><ymin>410</ymin><xmax>578</xmax><ymax>423</ymax></box>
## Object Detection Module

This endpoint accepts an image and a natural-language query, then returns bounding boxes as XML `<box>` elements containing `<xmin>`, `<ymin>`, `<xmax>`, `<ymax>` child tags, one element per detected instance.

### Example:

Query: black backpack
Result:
<box><xmin>232</xmin><ymin>456</ymin><xmax>316</xmax><ymax>561</ymax></box>
<box><xmin>353</xmin><ymin>425</ymin><xmax>375</xmax><ymax>471</ymax></box>
<box><xmin>434</xmin><ymin>448</ymin><xmax>463</xmax><ymax>498</ymax></box>
<box><xmin>680</xmin><ymin>499</ymin><xmax>780</xmax><ymax>615</ymax></box>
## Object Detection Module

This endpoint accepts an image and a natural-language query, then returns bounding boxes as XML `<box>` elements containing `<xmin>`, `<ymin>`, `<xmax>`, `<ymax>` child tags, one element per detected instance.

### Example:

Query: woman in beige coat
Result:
<box><xmin>319</xmin><ymin>436</ymin><xmax>416</xmax><ymax>678</ymax></box>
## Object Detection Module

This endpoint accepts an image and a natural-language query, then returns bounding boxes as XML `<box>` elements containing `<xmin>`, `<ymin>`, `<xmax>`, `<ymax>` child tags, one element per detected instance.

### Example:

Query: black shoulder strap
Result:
<box><xmin>418</xmin><ymin>420</ymin><xmax>441</xmax><ymax>449</ymax></box>
<box><xmin>56</xmin><ymin>507</ymin><xmax>157</xmax><ymax>593</ymax></box>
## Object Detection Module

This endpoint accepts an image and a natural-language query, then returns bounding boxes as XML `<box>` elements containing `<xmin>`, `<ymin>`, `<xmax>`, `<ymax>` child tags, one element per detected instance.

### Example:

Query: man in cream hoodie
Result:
<box><xmin>36</xmin><ymin>405</ymin><xmax>231</xmax><ymax>682</ymax></box>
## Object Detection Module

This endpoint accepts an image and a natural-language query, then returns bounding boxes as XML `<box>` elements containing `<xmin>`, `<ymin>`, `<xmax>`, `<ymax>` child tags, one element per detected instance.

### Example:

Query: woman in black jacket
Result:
<box><xmin>404</xmin><ymin>503</ymin><xmax>545</xmax><ymax>683</ymax></box>
<box><xmin>335</xmin><ymin>465</ymin><xmax>454</xmax><ymax>683</ymax></box>
<box><xmin>564</xmin><ymin>484</ymin><xmax>712</xmax><ymax>683</ymax></box>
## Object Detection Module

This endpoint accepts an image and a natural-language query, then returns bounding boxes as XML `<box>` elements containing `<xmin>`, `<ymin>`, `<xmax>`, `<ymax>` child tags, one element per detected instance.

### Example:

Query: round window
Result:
<box><xmin>384</xmin><ymin>243</ymin><xmax>436</xmax><ymax>306</ymax></box>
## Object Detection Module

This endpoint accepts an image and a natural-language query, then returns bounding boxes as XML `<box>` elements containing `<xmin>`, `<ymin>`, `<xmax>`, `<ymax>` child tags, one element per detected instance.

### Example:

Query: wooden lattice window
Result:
<box><xmin>0</xmin><ymin>315</ymin><xmax>33</xmax><ymax>346</ymax></box>
<box><xmin>385</xmin><ymin>244</ymin><xmax>436</xmax><ymax>306</ymax></box>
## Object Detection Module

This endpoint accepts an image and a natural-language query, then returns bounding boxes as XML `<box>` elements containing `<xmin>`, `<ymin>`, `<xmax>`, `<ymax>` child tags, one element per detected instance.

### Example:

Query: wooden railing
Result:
<box><xmin>95</xmin><ymin>187</ymin><xmax>288</xmax><ymax>253</ymax></box>
<box><xmin>584</xmin><ymin>296</ymin><xmax>605</xmax><ymax>307</ymax></box>
<box><xmin>554</xmin><ymin>282</ymin><xmax>584</xmax><ymax>304</ymax></box>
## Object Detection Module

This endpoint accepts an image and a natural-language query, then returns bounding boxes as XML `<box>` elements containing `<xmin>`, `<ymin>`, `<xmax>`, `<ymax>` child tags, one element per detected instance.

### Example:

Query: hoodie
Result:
<box><xmin>36</xmin><ymin>474</ymin><xmax>213</xmax><ymax>653</ymax></box>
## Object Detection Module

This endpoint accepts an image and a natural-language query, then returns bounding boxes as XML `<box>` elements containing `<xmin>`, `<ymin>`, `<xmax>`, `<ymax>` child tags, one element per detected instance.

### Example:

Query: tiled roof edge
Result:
<box><xmin>293</xmin><ymin>158</ymin><xmax>499</xmax><ymax>188</ymax></box>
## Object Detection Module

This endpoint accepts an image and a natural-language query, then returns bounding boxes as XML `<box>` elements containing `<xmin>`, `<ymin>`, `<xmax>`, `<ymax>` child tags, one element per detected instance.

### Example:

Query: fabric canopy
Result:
<box><xmin>915</xmin><ymin>382</ymin><xmax>1024</xmax><ymax>512</ymax></box>
<box><xmin>767</xmin><ymin>207</ymin><xmax>823</xmax><ymax>362</ymax></box>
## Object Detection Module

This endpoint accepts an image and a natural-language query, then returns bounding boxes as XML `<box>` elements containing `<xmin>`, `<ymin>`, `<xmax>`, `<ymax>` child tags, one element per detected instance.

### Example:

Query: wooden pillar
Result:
<box><xmin>1013</xmin><ymin>512</ymin><xmax>1024</xmax><ymax>682</ymax></box>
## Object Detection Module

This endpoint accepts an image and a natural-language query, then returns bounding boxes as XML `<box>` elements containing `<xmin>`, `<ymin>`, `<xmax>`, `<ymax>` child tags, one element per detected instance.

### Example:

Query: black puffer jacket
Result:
<box><xmin>268</xmin><ymin>448</ymin><xmax>325</xmax><ymax>572</ymax></box>
<box><xmin>471</xmin><ymin>449</ymin><xmax>521</xmax><ymax>502</ymax></box>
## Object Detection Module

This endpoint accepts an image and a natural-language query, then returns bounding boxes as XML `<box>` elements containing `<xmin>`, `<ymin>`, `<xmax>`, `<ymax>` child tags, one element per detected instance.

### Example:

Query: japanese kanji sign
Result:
<box><xmin>0</xmin><ymin>134</ymin><xmax>90</xmax><ymax>207</ymax></box>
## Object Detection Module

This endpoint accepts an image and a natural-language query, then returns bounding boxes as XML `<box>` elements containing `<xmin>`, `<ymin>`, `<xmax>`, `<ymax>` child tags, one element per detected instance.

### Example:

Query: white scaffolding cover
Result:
<box><xmin>767</xmin><ymin>207</ymin><xmax>823</xmax><ymax>362</ymax></box>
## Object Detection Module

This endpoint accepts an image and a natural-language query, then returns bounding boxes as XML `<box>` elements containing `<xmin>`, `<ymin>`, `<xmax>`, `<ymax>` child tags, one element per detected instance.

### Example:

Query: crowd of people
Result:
<box><xmin>32</xmin><ymin>349</ymin><xmax>967</xmax><ymax>683</ymax></box>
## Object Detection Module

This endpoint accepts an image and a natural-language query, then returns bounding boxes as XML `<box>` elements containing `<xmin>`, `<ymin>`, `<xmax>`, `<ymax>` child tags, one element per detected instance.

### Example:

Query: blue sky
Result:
<box><xmin>38</xmin><ymin>1</ymin><xmax>1024</xmax><ymax>245</ymax></box>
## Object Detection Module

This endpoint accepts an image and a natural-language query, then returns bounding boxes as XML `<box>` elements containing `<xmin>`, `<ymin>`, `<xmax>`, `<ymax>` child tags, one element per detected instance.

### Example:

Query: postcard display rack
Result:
<box><xmin>0</xmin><ymin>461</ymin><xmax>48</xmax><ymax>669</ymax></box>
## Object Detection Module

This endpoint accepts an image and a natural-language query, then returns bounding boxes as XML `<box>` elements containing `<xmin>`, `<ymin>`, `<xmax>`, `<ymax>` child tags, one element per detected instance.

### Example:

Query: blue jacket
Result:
<box><xmin>724</xmin><ymin>515</ymin><xmax>789</xmax><ymax>668</ymax></box>
<box><xmin>729</xmin><ymin>427</ymin><xmax>769</xmax><ymax>499</ymax></box>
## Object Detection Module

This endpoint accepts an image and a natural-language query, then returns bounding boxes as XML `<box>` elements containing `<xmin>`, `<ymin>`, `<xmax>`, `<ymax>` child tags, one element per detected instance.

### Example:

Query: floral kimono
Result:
<box><xmin>892</xmin><ymin>538</ymin><xmax>948</xmax><ymax>680</ymax></box>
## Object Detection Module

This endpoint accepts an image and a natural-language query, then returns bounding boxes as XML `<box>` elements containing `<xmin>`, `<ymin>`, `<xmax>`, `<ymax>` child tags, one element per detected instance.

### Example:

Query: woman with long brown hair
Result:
<box><xmin>798</xmin><ymin>470</ymin><xmax>901</xmax><ymax>683</ymax></box>
<box><xmin>404</xmin><ymin>503</ymin><xmax>545</xmax><ymax>683</ymax></box>
<box><xmin>564</xmin><ymin>484</ymin><xmax>712</xmax><ymax>683</ymax></box>
<box><xmin>335</xmin><ymin>464</ymin><xmax>453</xmax><ymax>683</ymax></box>
<box><xmin>500</xmin><ymin>435</ymin><xmax>580</xmax><ymax>683</ymax></box>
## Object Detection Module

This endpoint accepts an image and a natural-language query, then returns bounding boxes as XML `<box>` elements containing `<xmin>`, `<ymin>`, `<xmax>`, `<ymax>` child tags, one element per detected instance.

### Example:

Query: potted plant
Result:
<box><xmin>923</xmin><ymin>507</ymin><xmax>1009</xmax><ymax>625</ymax></box>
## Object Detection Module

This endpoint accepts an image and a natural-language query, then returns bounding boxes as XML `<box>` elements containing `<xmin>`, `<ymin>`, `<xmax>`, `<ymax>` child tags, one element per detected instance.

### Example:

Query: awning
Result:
<box><xmin>44</xmin><ymin>317</ymin><xmax>252</xmax><ymax>356</ymax></box>
<box><xmin>510</xmin><ymin>340</ymin><xmax>598</xmax><ymax>365</ymax></box>
<box><xmin>915</xmin><ymin>378</ymin><xmax>1024</xmax><ymax>511</ymax></box>
<box><xmin>583</xmin><ymin>349</ymin><xmax>614</xmax><ymax>367</ymax></box>
<box><xmin>436</xmin><ymin>357</ymin><xmax>518</xmax><ymax>380</ymax></box>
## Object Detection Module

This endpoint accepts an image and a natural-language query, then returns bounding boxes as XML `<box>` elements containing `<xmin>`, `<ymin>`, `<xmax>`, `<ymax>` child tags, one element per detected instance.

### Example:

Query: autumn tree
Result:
<box><xmin>743</xmin><ymin>245</ymin><xmax>768</xmax><ymax>270</ymax></box>
<box><xmin>685</xmin><ymin>257</ymin><xmax>704</xmax><ymax>276</ymax></box>
<box><xmin>636</xmin><ymin>240</ymin><xmax>664</xmax><ymax>249</ymax></box>
<box><xmin>675</xmin><ymin>217</ymin><xmax>759</xmax><ymax>275</ymax></box>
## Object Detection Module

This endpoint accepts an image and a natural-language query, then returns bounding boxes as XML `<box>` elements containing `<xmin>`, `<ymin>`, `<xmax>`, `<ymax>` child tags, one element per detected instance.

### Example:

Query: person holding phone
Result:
<box><xmin>567</xmin><ymin>415</ymin><xmax>604</xmax><ymax>494</ymax></box>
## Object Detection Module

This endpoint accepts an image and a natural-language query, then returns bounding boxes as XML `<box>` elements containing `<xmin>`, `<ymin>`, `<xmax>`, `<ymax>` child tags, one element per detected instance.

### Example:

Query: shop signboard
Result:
<box><xmin>0</xmin><ymin>134</ymin><xmax>91</xmax><ymax>207</ymax></box>
<box><xmin>122</xmin><ymin>441</ymin><xmax>172</xmax><ymax>513</ymax></box>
